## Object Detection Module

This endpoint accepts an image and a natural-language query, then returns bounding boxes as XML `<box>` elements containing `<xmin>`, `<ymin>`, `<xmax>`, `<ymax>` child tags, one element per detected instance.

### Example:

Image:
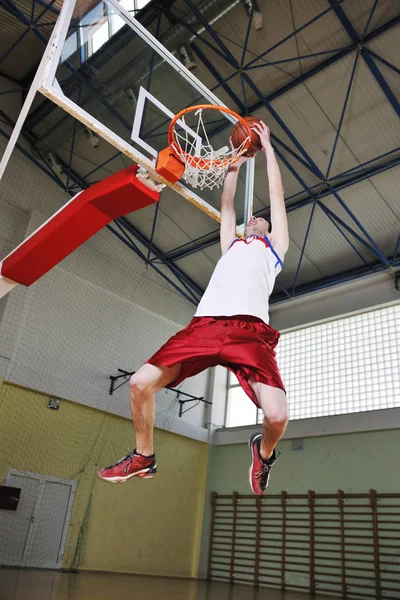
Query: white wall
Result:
<box><xmin>0</xmin><ymin>86</ymin><xmax>209</xmax><ymax>436</ymax></box>
<box><xmin>270</xmin><ymin>270</ymin><xmax>399</xmax><ymax>331</ymax></box>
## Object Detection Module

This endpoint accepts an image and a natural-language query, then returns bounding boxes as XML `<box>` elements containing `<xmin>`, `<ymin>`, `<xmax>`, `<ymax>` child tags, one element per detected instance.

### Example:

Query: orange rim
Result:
<box><xmin>168</xmin><ymin>104</ymin><xmax>252</xmax><ymax>169</ymax></box>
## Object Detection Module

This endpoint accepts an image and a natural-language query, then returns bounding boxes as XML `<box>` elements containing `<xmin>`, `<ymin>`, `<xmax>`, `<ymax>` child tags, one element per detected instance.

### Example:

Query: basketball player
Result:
<box><xmin>98</xmin><ymin>121</ymin><xmax>289</xmax><ymax>495</ymax></box>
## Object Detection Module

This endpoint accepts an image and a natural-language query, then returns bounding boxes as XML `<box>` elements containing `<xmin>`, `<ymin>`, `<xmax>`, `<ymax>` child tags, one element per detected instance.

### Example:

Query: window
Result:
<box><xmin>225</xmin><ymin>375</ymin><xmax>259</xmax><ymax>427</ymax></box>
<box><xmin>110</xmin><ymin>0</ymin><xmax>137</xmax><ymax>36</ymax></box>
<box><xmin>62</xmin><ymin>0</ymin><xmax>152</xmax><ymax>63</ymax></box>
<box><xmin>80</xmin><ymin>4</ymin><xmax>109</xmax><ymax>58</ymax></box>
<box><xmin>225</xmin><ymin>304</ymin><xmax>400</xmax><ymax>427</ymax></box>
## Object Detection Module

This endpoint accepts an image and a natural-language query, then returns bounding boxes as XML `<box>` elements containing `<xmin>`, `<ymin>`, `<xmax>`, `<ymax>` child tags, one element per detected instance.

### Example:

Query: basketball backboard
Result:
<box><xmin>0</xmin><ymin>0</ymin><xmax>255</xmax><ymax>231</ymax></box>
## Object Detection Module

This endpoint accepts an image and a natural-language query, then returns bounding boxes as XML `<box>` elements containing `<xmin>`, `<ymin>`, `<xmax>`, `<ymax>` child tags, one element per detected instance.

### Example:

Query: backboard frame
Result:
<box><xmin>132</xmin><ymin>87</ymin><xmax>203</xmax><ymax>160</ymax></box>
<box><xmin>0</xmin><ymin>0</ymin><xmax>254</xmax><ymax>231</ymax></box>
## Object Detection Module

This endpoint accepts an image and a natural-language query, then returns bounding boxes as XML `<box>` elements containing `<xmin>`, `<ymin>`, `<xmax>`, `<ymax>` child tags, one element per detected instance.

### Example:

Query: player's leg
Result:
<box><xmin>248</xmin><ymin>380</ymin><xmax>288</xmax><ymax>495</ymax></box>
<box><xmin>219</xmin><ymin>317</ymin><xmax>287</xmax><ymax>495</ymax></box>
<box><xmin>97</xmin><ymin>362</ymin><xmax>180</xmax><ymax>483</ymax></box>
<box><xmin>130</xmin><ymin>362</ymin><xmax>181</xmax><ymax>456</ymax></box>
<box><xmin>250</xmin><ymin>379</ymin><xmax>288</xmax><ymax>460</ymax></box>
<box><xmin>98</xmin><ymin>316</ymin><xmax>224</xmax><ymax>484</ymax></box>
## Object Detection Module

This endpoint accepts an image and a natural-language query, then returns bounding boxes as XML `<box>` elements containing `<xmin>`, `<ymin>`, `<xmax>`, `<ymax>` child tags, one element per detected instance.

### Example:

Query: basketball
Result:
<box><xmin>231</xmin><ymin>116</ymin><xmax>263</xmax><ymax>157</ymax></box>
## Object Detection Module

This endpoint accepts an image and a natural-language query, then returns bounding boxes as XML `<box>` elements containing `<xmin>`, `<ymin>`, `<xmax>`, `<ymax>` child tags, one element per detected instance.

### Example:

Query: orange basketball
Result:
<box><xmin>231</xmin><ymin>116</ymin><xmax>263</xmax><ymax>157</ymax></box>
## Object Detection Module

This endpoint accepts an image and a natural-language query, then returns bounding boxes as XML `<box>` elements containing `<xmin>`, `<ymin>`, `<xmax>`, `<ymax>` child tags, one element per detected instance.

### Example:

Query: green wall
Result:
<box><xmin>208</xmin><ymin>430</ymin><xmax>400</xmax><ymax>495</ymax></box>
<box><xmin>198</xmin><ymin>429</ymin><xmax>400</xmax><ymax>577</ymax></box>
<box><xmin>0</xmin><ymin>380</ymin><xmax>208</xmax><ymax>577</ymax></box>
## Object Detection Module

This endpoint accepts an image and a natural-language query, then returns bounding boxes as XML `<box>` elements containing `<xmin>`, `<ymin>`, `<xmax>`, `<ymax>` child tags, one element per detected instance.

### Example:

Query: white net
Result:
<box><xmin>171</xmin><ymin>108</ymin><xmax>249</xmax><ymax>190</ymax></box>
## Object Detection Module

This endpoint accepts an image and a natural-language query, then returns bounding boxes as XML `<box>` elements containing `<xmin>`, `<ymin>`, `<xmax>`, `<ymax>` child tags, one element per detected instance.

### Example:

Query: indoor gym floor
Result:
<box><xmin>0</xmin><ymin>568</ymin><xmax>335</xmax><ymax>600</ymax></box>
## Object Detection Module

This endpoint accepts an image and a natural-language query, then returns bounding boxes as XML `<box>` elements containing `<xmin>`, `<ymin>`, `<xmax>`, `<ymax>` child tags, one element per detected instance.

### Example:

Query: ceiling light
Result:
<box><xmin>126</xmin><ymin>87</ymin><xmax>137</xmax><ymax>106</ymax></box>
<box><xmin>241</xmin><ymin>0</ymin><xmax>263</xmax><ymax>30</ymax></box>
<box><xmin>45</xmin><ymin>152</ymin><xmax>63</xmax><ymax>175</ymax></box>
<box><xmin>178</xmin><ymin>44</ymin><xmax>197</xmax><ymax>71</ymax></box>
<box><xmin>83</xmin><ymin>127</ymin><xmax>100</xmax><ymax>149</ymax></box>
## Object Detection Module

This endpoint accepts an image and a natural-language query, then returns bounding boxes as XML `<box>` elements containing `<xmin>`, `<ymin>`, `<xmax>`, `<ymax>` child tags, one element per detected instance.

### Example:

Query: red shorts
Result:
<box><xmin>147</xmin><ymin>315</ymin><xmax>285</xmax><ymax>407</ymax></box>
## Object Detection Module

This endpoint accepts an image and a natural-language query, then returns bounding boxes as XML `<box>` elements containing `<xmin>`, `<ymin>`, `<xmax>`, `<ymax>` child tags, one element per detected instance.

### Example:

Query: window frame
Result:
<box><xmin>62</xmin><ymin>0</ymin><xmax>151</xmax><ymax>63</ymax></box>
<box><xmin>224</xmin><ymin>301</ymin><xmax>399</xmax><ymax>428</ymax></box>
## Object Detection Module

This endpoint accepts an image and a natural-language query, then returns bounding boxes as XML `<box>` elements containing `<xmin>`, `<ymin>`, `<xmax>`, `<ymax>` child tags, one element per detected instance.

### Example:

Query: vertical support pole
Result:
<box><xmin>370</xmin><ymin>489</ymin><xmax>382</xmax><ymax>599</ymax></box>
<box><xmin>244</xmin><ymin>157</ymin><xmax>255</xmax><ymax>228</ymax></box>
<box><xmin>254</xmin><ymin>496</ymin><xmax>262</xmax><ymax>586</ymax></box>
<box><xmin>308</xmin><ymin>490</ymin><xmax>316</xmax><ymax>596</ymax></box>
<box><xmin>230</xmin><ymin>491</ymin><xmax>239</xmax><ymax>584</ymax></box>
<box><xmin>207</xmin><ymin>491</ymin><xmax>217</xmax><ymax>581</ymax></box>
<box><xmin>281</xmin><ymin>490</ymin><xmax>287</xmax><ymax>591</ymax></box>
<box><xmin>338</xmin><ymin>489</ymin><xmax>347</xmax><ymax>599</ymax></box>
<box><xmin>147</xmin><ymin>201</ymin><xmax>160</xmax><ymax>261</ymax></box>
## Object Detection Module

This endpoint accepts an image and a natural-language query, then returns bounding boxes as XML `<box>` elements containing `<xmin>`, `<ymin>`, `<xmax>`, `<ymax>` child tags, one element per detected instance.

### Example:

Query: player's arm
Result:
<box><xmin>220</xmin><ymin>156</ymin><xmax>247</xmax><ymax>254</ymax></box>
<box><xmin>252</xmin><ymin>122</ymin><xmax>289</xmax><ymax>260</ymax></box>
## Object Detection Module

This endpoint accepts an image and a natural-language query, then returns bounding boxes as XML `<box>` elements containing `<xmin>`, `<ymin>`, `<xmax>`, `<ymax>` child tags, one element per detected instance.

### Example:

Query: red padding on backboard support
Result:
<box><xmin>1</xmin><ymin>165</ymin><xmax>159</xmax><ymax>286</ymax></box>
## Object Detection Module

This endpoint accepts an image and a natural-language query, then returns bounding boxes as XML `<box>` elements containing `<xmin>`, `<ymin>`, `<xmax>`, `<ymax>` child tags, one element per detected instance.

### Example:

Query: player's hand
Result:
<box><xmin>251</xmin><ymin>121</ymin><xmax>271</xmax><ymax>152</ymax></box>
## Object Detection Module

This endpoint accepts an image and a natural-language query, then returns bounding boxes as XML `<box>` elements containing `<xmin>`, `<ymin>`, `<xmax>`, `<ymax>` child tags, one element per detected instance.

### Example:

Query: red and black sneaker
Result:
<box><xmin>97</xmin><ymin>450</ymin><xmax>157</xmax><ymax>483</ymax></box>
<box><xmin>248</xmin><ymin>433</ymin><xmax>280</xmax><ymax>495</ymax></box>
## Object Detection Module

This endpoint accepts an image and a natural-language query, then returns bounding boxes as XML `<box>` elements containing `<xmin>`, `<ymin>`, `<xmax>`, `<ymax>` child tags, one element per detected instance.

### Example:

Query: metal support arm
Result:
<box><xmin>109</xmin><ymin>369</ymin><xmax>211</xmax><ymax>417</ymax></box>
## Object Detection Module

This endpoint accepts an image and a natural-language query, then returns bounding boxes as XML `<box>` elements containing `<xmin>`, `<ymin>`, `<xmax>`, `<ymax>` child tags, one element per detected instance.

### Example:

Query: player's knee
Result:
<box><xmin>264</xmin><ymin>408</ymin><xmax>288</xmax><ymax>430</ymax></box>
<box><xmin>129</xmin><ymin>373</ymin><xmax>150</xmax><ymax>396</ymax></box>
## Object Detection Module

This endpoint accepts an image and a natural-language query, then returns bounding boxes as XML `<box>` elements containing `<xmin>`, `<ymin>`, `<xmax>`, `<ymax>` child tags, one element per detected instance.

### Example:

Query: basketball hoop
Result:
<box><xmin>156</xmin><ymin>105</ymin><xmax>252</xmax><ymax>190</ymax></box>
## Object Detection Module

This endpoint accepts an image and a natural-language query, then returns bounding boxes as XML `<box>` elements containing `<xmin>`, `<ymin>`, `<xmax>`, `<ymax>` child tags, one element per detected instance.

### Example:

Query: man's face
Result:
<box><xmin>244</xmin><ymin>216</ymin><xmax>270</xmax><ymax>237</ymax></box>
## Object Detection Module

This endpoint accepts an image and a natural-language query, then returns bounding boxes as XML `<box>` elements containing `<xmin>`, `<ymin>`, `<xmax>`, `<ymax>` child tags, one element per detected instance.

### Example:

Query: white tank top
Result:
<box><xmin>194</xmin><ymin>234</ymin><xmax>283</xmax><ymax>324</ymax></box>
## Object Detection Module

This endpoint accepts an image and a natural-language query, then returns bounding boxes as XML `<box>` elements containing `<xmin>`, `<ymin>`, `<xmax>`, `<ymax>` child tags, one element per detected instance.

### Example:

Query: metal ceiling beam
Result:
<box><xmin>271</xmin><ymin>253</ymin><xmax>400</xmax><ymax>304</ymax></box>
<box><xmin>317</xmin><ymin>201</ymin><xmax>388</xmax><ymax>265</ymax></box>
<box><xmin>330</xmin><ymin>147</ymin><xmax>400</xmax><ymax>182</ymax></box>
<box><xmin>0</xmin><ymin>28</ymin><xmax>30</xmax><ymax>68</ymax></box>
<box><xmin>0</xmin><ymin>71</ymin><xmax>21</xmax><ymax>86</ymax></box>
<box><xmin>325</xmin><ymin>50</ymin><xmax>360</xmax><ymax>178</ymax></box>
<box><xmin>78</xmin><ymin>151</ymin><xmax>122</xmax><ymax>184</ymax></box>
<box><xmin>117</xmin><ymin>216</ymin><xmax>203</xmax><ymax>299</ymax></box>
<box><xmin>291</xmin><ymin>202</ymin><xmax>317</xmax><ymax>295</ymax></box>
<box><xmin>191</xmin><ymin>42</ymin><xmax>245</xmax><ymax>113</ymax></box>
<box><xmin>107</xmin><ymin>223</ymin><xmax>200</xmax><ymax>305</ymax></box>
<box><xmin>240</xmin><ymin>0</ymin><xmax>254</xmax><ymax>67</ymax></box>
<box><xmin>393</xmin><ymin>235</ymin><xmax>400</xmax><ymax>263</ymax></box>
<box><xmin>161</xmin><ymin>151</ymin><xmax>400</xmax><ymax>262</ymax></box>
<box><xmin>328</xmin><ymin>0</ymin><xmax>400</xmax><ymax>118</ymax></box>
<box><xmin>182</xmin><ymin>0</ymin><xmax>239</xmax><ymax>68</ymax></box>
<box><xmin>36</xmin><ymin>0</ymin><xmax>61</xmax><ymax>16</ymax></box>
<box><xmin>180</xmin><ymin>0</ymin><xmax>324</xmax><ymax>178</ymax></box>
<box><xmin>322</xmin><ymin>207</ymin><xmax>371</xmax><ymax>267</ymax></box>
<box><xmin>367</xmin><ymin>49</ymin><xmax>400</xmax><ymax>76</ymax></box>
<box><xmin>0</xmin><ymin>88</ymin><xmax>24</xmax><ymax>96</ymax></box>
<box><xmin>111</xmin><ymin>219</ymin><xmax>201</xmax><ymax>304</ymax></box>
<box><xmin>244</xmin><ymin>2</ymin><xmax>344</xmax><ymax>69</ymax></box>
<box><xmin>0</xmin><ymin>121</ymin><xmax>66</xmax><ymax>187</ymax></box>
<box><xmin>362</xmin><ymin>48</ymin><xmax>400</xmax><ymax>118</ymax></box>
<box><xmin>242</xmin><ymin>71</ymin><xmax>324</xmax><ymax>177</ymax></box>
<box><xmin>243</xmin><ymin>13</ymin><xmax>400</xmax><ymax>117</ymax></box>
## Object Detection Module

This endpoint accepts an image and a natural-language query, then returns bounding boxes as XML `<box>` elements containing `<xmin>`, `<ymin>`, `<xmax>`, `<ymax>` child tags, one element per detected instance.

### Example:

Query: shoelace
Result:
<box><xmin>255</xmin><ymin>462</ymin><xmax>270</xmax><ymax>481</ymax></box>
<box><xmin>254</xmin><ymin>451</ymin><xmax>281</xmax><ymax>482</ymax></box>
<box><xmin>123</xmin><ymin>453</ymin><xmax>137</xmax><ymax>474</ymax></box>
<box><xmin>104</xmin><ymin>449</ymin><xmax>136</xmax><ymax>470</ymax></box>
